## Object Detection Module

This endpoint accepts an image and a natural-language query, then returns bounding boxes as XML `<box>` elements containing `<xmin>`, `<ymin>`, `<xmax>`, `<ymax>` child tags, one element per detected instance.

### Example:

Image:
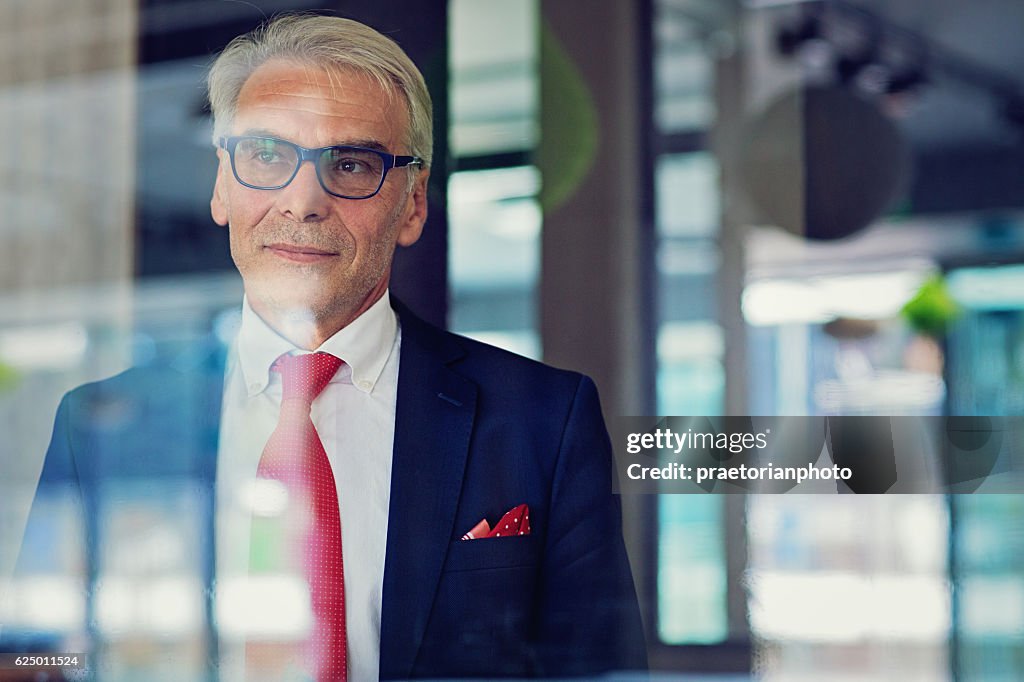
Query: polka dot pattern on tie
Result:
<box><xmin>255</xmin><ymin>351</ymin><xmax>347</xmax><ymax>681</ymax></box>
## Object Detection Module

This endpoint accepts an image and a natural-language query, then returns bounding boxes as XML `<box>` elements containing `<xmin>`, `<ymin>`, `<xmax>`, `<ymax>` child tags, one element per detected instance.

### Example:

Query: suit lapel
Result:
<box><xmin>379</xmin><ymin>305</ymin><xmax>476</xmax><ymax>680</ymax></box>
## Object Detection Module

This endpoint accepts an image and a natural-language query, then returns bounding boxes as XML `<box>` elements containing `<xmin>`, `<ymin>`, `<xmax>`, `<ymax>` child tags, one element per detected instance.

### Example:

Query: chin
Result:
<box><xmin>248</xmin><ymin>276</ymin><xmax>325</xmax><ymax>314</ymax></box>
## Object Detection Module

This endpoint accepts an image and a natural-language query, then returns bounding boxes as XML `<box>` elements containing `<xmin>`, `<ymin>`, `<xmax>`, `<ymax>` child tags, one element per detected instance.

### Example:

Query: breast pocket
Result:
<box><xmin>420</xmin><ymin>536</ymin><xmax>542</xmax><ymax>676</ymax></box>
<box><xmin>442</xmin><ymin>534</ymin><xmax>540</xmax><ymax>572</ymax></box>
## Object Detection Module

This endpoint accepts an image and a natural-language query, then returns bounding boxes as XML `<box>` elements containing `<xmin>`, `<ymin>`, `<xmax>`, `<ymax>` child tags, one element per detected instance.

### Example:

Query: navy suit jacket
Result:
<box><xmin>20</xmin><ymin>301</ymin><xmax>646</xmax><ymax>679</ymax></box>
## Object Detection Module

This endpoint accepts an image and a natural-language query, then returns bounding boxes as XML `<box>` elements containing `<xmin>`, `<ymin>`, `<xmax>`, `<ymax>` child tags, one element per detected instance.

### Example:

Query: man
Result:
<box><xmin>14</xmin><ymin>14</ymin><xmax>645</xmax><ymax>680</ymax></box>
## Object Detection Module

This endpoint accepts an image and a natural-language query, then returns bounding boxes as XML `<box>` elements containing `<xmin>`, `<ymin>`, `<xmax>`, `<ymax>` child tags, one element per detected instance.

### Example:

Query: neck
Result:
<box><xmin>250</xmin><ymin>281</ymin><xmax>389</xmax><ymax>350</ymax></box>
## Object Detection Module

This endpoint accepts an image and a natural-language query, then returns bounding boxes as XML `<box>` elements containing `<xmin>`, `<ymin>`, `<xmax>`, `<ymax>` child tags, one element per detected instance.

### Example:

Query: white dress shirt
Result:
<box><xmin>216</xmin><ymin>291</ymin><xmax>400</xmax><ymax>682</ymax></box>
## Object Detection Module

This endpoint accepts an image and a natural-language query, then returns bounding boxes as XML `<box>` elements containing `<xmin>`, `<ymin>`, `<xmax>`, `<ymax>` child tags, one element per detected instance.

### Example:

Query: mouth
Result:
<box><xmin>264</xmin><ymin>243</ymin><xmax>339</xmax><ymax>264</ymax></box>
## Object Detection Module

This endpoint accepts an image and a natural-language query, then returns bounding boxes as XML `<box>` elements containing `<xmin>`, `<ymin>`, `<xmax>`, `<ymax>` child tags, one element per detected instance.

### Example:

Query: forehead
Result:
<box><xmin>232</xmin><ymin>59</ymin><xmax>407</xmax><ymax>148</ymax></box>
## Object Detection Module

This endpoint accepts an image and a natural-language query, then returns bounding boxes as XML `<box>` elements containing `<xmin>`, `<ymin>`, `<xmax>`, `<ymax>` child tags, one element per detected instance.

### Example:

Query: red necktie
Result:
<box><xmin>257</xmin><ymin>351</ymin><xmax>346</xmax><ymax>681</ymax></box>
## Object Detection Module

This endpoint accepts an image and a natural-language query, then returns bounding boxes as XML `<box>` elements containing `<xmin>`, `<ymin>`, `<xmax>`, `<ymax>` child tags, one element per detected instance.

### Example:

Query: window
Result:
<box><xmin>448</xmin><ymin>0</ymin><xmax>541</xmax><ymax>356</ymax></box>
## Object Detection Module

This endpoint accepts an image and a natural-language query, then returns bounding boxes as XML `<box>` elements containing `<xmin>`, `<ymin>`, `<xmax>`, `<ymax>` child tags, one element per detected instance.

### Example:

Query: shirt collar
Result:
<box><xmin>237</xmin><ymin>290</ymin><xmax>398</xmax><ymax>396</ymax></box>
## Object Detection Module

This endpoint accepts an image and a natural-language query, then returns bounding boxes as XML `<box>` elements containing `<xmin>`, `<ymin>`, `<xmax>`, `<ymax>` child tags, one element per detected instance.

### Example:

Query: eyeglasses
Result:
<box><xmin>218</xmin><ymin>136</ymin><xmax>424</xmax><ymax>200</ymax></box>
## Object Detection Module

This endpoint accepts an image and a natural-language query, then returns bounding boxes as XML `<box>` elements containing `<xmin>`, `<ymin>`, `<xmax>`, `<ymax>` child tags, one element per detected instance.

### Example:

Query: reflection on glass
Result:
<box><xmin>658</xmin><ymin>495</ymin><xmax>728</xmax><ymax>644</ymax></box>
<box><xmin>657</xmin><ymin>321</ymin><xmax>724</xmax><ymax>416</ymax></box>
<box><xmin>654</xmin><ymin>150</ymin><xmax>726</xmax><ymax>647</ymax></box>
<box><xmin>654</xmin><ymin>8</ymin><xmax>715</xmax><ymax>132</ymax></box>
<box><xmin>656</xmin><ymin>153</ymin><xmax>719</xmax><ymax>239</ymax></box>
<box><xmin>743</xmin><ymin>269</ymin><xmax>946</xmax><ymax>416</ymax></box>
<box><xmin>449</xmin><ymin>0</ymin><xmax>537</xmax><ymax>155</ymax></box>
<box><xmin>952</xmin><ymin>495</ymin><xmax>1024</xmax><ymax>681</ymax></box>
<box><xmin>947</xmin><ymin>265</ymin><xmax>1024</xmax><ymax>416</ymax></box>
<box><xmin>96</xmin><ymin>481</ymin><xmax>206</xmax><ymax>680</ymax></box>
<box><xmin>923</xmin><ymin>265</ymin><xmax>1024</xmax><ymax>679</ymax></box>
<box><xmin>3</xmin><ymin>494</ymin><xmax>85</xmax><ymax>635</ymax></box>
<box><xmin>2</xmin><ymin>275</ymin><xmax>241</xmax><ymax>681</ymax></box>
<box><xmin>448</xmin><ymin>167</ymin><xmax>541</xmax><ymax>359</ymax></box>
<box><xmin>747</xmin><ymin>496</ymin><xmax>951</xmax><ymax>680</ymax></box>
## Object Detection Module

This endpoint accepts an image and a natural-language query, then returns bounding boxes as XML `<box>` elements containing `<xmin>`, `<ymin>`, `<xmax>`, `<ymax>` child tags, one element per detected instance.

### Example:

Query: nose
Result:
<box><xmin>276</xmin><ymin>159</ymin><xmax>331</xmax><ymax>222</ymax></box>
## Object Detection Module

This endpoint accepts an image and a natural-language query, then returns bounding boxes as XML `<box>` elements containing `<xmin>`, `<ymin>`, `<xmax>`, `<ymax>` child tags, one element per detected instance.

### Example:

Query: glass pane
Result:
<box><xmin>658</xmin><ymin>495</ymin><xmax>728</xmax><ymax>644</ymax></box>
<box><xmin>946</xmin><ymin>267</ymin><xmax>1024</xmax><ymax>679</ymax></box>
<box><xmin>3</xmin><ymin>492</ymin><xmax>86</xmax><ymax>635</ymax></box>
<box><xmin>95</xmin><ymin>481</ymin><xmax>207</xmax><ymax>680</ymax></box>
<box><xmin>656</xmin><ymin>152</ymin><xmax>723</xmax><ymax>412</ymax></box>
<box><xmin>448</xmin><ymin>166</ymin><xmax>541</xmax><ymax>359</ymax></box>
<box><xmin>657</xmin><ymin>153</ymin><xmax>720</xmax><ymax>238</ymax></box>
<box><xmin>747</xmin><ymin>496</ymin><xmax>951</xmax><ymax>680</ymax></box>
<box><xmin>946</xmin><ymin>265</ymin><xmax>1024</xmax><ymax>416</ymax></box>
<box><xmin>654</xmin><ymin>130</ymin><xmax>724</xmax><ymax>649</ymax></box>
<box><xmin>953</xmin><ymin>495</ymin><xmax>1024</xmax><ymax>682</ymax></box>
<box><xmin>742</xmin><ymin>269</ymin><xmax>945</xmax><ymax>416</ymax></box>
<box><xmin>654</xmin><ymin>6</ymin><xmax>715</xmax><ymax>132</ymax></box>
<box><xmin>657</xmin><ymin>321</ymin><xmax>724</xmax><ymax>415</ymax></box>
<box><xmin>656</xmin><ymin>153</ymin><xmax>721</xmax><ymax>336</ymax></box>
<box><xmin>449</xmin><ymin>0</ymin><xmax>538</xmax><ymax>155</ymax></box>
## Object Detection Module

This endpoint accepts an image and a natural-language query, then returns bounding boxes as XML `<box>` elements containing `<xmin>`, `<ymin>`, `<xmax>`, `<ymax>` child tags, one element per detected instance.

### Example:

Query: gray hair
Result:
<box><xmin>207</xmin><ymin>13</ymin><xmax>433</xmax><ymax>167</ymax></box>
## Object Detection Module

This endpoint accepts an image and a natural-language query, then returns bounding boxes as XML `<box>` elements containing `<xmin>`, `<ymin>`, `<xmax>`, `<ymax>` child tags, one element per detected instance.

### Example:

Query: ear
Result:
<box><xmin>210</xmin><ymin>151</ymin><xmax>230</xmax><ymax>227</ymax></box>
<box><xmin>396</xmin><ymin>168</ymin><xmax>429</xmax><ymax>247</ymax></box>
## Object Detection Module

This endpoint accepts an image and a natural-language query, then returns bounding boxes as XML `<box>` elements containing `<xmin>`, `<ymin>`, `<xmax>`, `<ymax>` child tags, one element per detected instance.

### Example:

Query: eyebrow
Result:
<box><xmin>239</xmin><ymin>129</ymin><xmax>391</xmax><ymax>153</ymax></box>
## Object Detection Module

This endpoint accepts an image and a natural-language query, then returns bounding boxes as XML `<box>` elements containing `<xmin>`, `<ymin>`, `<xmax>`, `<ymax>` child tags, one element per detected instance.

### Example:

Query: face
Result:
<box><xmin>211</xmin><ymin>59</ymin><xmax>428</xmax><ymax>337</ymax></box>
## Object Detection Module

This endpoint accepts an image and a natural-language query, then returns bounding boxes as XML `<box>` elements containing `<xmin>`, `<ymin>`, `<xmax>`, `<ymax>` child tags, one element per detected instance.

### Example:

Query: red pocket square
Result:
<box><xmin>460</xmin><ymin>503</ymin><xmax>531</xmax><ymax>540</ymax></box>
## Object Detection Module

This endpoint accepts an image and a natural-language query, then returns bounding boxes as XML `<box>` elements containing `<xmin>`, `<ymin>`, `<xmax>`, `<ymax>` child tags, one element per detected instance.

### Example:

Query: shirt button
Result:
<box><xmin>358</xmin><ymin>380</ymin><xmax>371</xmax><ymax>390</ymax></box>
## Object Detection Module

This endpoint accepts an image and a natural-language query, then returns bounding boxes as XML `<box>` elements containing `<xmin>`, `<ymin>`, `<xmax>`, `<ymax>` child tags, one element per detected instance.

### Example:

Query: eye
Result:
<box><xmin>323</xmin><ymin>147</ymin><xmax>385</xmax><ymax>174</ymax></box>
<box><xmin>332</xmin><ymin>157</ymin><xmax>372</xmax><ymax>174</ymax></box>
<box><xmin>250</xmin><ymin>147</ymin><xmax>285</xmax><ymax>165</ymax></box>
<box><xmin>236</xmin><ymin>138</ymin><xmax>291</xmax><ymax>166</ymax></box>
<box><xmin>255</xmin><ymin>149</ymin><xmax>279</xmax><ymax>164</ymax></box>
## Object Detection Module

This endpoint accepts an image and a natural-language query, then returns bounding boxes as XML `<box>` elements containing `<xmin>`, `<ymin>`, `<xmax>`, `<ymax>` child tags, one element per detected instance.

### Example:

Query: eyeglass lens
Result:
<box><xmin>233</xmin><ymin>138</ymin><xmax>386</xmax><ymax>198</ymax></box>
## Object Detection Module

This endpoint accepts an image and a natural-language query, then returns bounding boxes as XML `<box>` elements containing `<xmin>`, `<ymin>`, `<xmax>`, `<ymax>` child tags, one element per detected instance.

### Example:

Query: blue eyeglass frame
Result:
<box><xmin>218</xmin><ymin>135</ymin><xmax>424</xmax><ymax>200</ymax></box>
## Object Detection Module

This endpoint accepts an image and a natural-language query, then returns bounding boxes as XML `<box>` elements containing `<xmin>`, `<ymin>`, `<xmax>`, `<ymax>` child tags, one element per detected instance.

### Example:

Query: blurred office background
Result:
<box><xmin>1</xmin><ymin>0</ymin><xmax>1023</xmax><ymax>679</ymax></box>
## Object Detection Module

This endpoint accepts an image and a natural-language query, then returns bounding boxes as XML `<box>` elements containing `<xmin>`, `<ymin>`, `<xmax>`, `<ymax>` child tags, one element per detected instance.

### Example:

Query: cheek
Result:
<box><xmin>227</xmin><ymin>194</ymin><xmax>273</xmax><ymax>239</ymax></box>
<box><xmin>225</xmin><ymin>205</ymin><xmax>271</xmax><ymax>270</ymax></box>
<box><xmin>351</xmin><ymin>209</ymin><xmax>403</xmax><ymax>261</ymax></box>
